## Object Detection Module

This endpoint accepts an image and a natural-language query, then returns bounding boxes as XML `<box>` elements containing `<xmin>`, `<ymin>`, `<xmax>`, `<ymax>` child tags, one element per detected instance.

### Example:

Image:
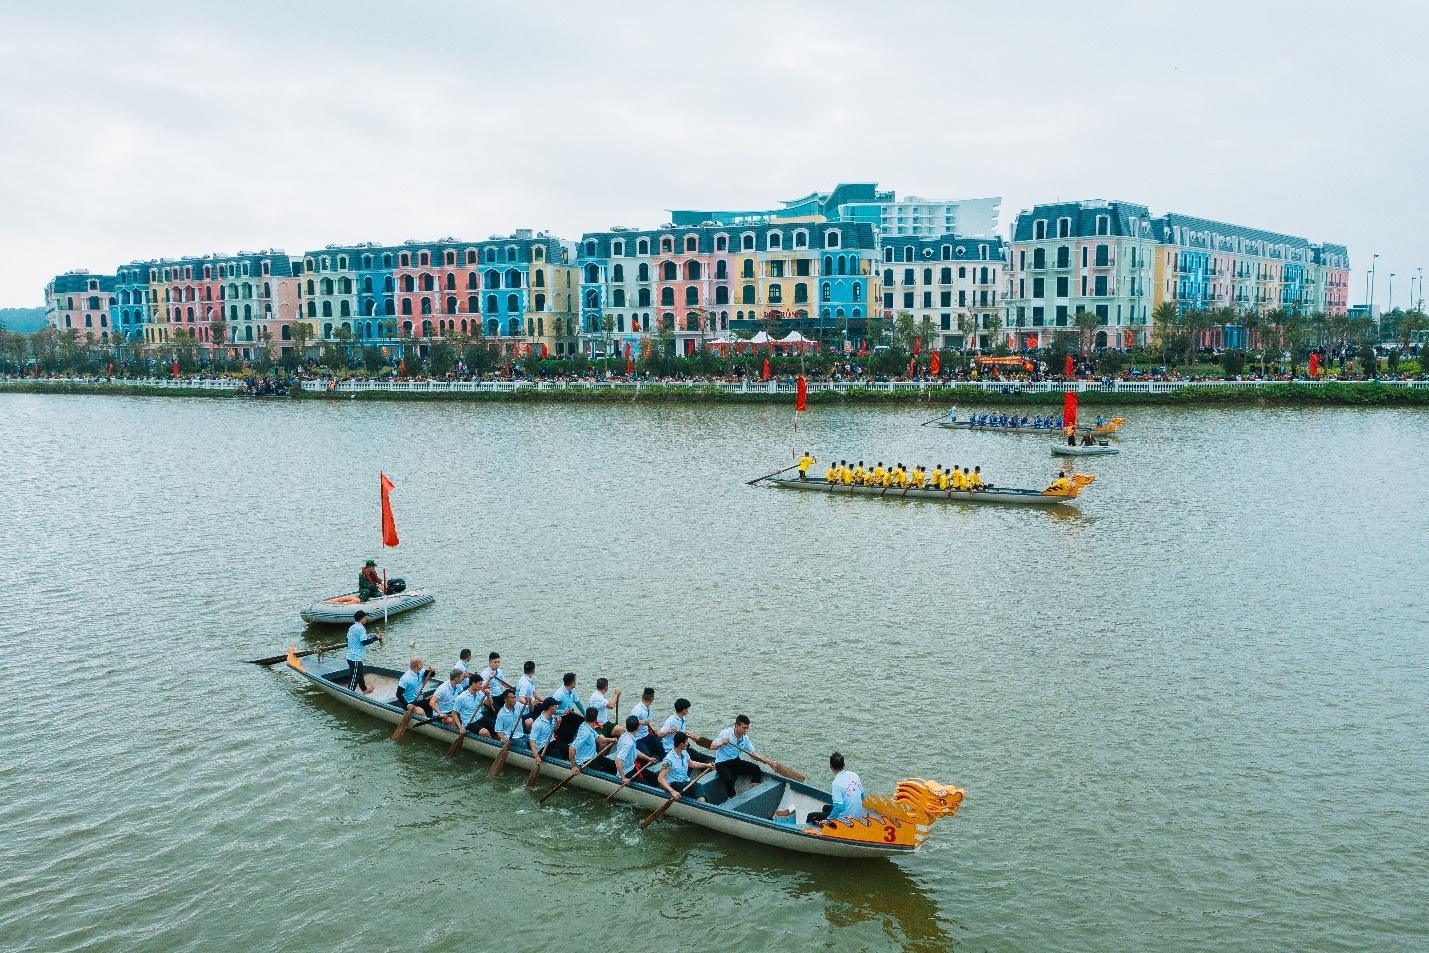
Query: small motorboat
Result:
<box><xmin>1053</xmin><ymin>443</ymin><xmax>1120</xmax><ymax>456</ymax></box>
<box><xmin>299</xmin><ymin>589</ymin><xmax>435</xmax><ymax>625</ymax></box>
<box><xmin>282</xmin><ymin>647</ymin><xmax>966</xmax><ymax>858</ymax></box>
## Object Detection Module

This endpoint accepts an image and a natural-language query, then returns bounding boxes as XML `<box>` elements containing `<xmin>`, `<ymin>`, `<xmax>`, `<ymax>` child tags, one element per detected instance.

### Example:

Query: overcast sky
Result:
<box><xmin>2</xmin><ymin>0</ymin><xmax>1425</xmax><ymax>309</ymax></box>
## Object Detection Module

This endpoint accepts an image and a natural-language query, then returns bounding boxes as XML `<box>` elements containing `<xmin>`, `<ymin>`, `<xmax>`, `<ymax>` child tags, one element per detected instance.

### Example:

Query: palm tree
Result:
<box><xmin>1151</xmin><ymin>301</ymin><xmax>1179</xmax><ymax>364</ymax></box>
<box><xmin>1073</xmin><ymin>309</ymin><xmax>1100</xmax><ymax>354</ymax></box>
<box><xmin>290</xmin><ymin>321</ymin><xmax>314</xmax><ymax>366</ymax></box>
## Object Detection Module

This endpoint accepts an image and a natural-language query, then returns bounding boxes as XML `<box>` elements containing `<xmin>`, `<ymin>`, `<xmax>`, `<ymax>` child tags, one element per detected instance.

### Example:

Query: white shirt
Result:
<box><xmin>588</xmin><ymin>690</ymin><xmax>610</xmax><ymax>723</ymax></box>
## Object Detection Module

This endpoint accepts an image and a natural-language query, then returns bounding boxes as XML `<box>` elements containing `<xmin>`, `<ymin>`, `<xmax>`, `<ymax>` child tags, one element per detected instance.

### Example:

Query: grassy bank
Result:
<box><xmin>5</xmin><ymin>379</ymin><xmax>1428</xmax><ymax>406</ymax></box>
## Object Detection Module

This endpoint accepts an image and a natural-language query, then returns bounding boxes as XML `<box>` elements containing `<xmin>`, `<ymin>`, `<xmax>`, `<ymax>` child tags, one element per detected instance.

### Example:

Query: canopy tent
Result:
<box><xmin>775</xmin><ymin>330</ymin><xmax>818</xmax><ymax>353</ymax></box>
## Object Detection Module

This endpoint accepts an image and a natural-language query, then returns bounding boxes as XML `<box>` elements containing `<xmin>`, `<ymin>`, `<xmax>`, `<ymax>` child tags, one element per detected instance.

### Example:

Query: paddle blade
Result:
<box><xmin>446</xmin><ymin>733</ymin><xmax>465</xmax><ymax>758</ymax></box>
<box><xmin>392</xmin><ymin>710</ymin><xmax>413</xmax><ymax>741</ymax></box>
<box><xmin>488</xmin><ymin>747</ymin><xmax>509</xmax><ymax>778</ymax></box>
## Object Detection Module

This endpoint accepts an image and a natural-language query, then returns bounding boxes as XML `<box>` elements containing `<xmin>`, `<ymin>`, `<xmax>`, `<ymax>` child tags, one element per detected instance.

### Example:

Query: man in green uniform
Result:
<box><xmin>358</xmin><ymin>559</ymin><xmax>384</xmax><ymax>600</ymax></box>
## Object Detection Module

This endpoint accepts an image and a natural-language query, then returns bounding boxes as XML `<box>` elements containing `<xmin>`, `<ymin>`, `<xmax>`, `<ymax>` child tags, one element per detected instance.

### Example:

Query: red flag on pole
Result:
<box><xmin>913</xmin><ymin>337</ymin><xmax>922</xmax><ymax>357</ymax></box>
<box><xmin>859</xmin><ymin>339</ymin><xmax>867</xmax><ymax>356</ymax></box>
<box><xmin>1064</xmin><ymin>354</ymin><xmax>1075</xmax><ymax>378</ymax></box>
<box><xmin>795</xmin><ymin>375</ymin><xmax>807</xmax><ymax>412</ymax></box>
<box><xmin>908</xmin><ymin>357</ymin><xmax>916</xmax><ymax>378</ymax></box>
<box><xmin>930</xmin><ymin>351</ymin><xmax>940</xmax><ymax>375</ymax></box>
<box><xmin>1308</xmin><ymin>353</ymin><xmax>1319</xmax><ymax>377</ymax></box>
<box><xmin>625</xmin><ymin>341</ymin><xmax>633</xmax><ymax>375</ymax></box>
<box><xmin>399</xmin><ymin>359</ymin><xmax>406</xmax><ymax>377</ymax></box>
<box><xmin>379</xmin><ymin>472</ymin><xmax>400</xmax><ymax>548</ymax></box>
<box><xmin>1063</xmin><ymin>391</ymin><xmax>1078</xmax><ymax>432</ymax></box>
<box><xmin>107</xmin><ymin>362</ymin><xmax>113</xmax><ymax>377</ymax></box>
<box><xmin>761</xmin><ymin>357</ymin><xmax>770</xmax><ymax>381</ymax></box>
<box><xmin>171</xmin><ymin>359</ymin><xmax>179</xmax><ymax>378</ymax></box>
<box><xmin>540</xmin><ymin>343</ymin><xmax>548</xmax><ymax>360</ymax></box>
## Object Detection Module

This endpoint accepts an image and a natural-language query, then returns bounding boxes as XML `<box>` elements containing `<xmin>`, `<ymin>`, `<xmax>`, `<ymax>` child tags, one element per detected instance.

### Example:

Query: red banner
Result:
<box><xmin>1308</xmin><ymin>353</ymin><xmax>1320</xmax><ymax>377</ymax></box>
<box><xmin>913</xmin><ymin>337</ymin><xmax>922</xmax><ymax>357</ymax></box>
<box><xmin>540</xmin><ymin>343</ymin><xmax>548</xmax><ymax>360</ymax></box>
<box><xmin>859</xmin><ymin>339</ymin><xmax>867</xmax><ymax>356</ymax></box>
<box><xmin>795</xmin><ymin>375</ymin><xmax>807</xmax><ymax>412</ymax></box>
<box><xmin>626</xmin><ymin>354</ymin><xmax>633</xmax><ymax>375</ymax></box>
<box><xmin>171</xmin><ymin>359</ymin><xmax>179</xmax><ymax>378</ymax></box>
<box><xmin>761</xmin><ymin>357</ymin><xmax>770</xmax><ymax>381</ymax></box>
<box><xmin>1064</xmin><ymin>354</ymin><xmax>1075</xmax><ymax>378</ymax></box>
<box><xmin>399</xmin><ymin>359</ymin><xmax>406</xmax><ymax>376</ymax></box>
<box><xmin>1063</xmin><ymin>391</ymin><xmax>1078</xmax><ymax>432</ymax></box>
<box><xmin>908</xmin><ymin>357</ymin><xmax>916</xmax><ymax>378</ymax></box>
<box><xmin>379</xmin><ymin>472</ymin><xmax>400</xmax><ymax>548</ymax></box>
<box><xmin>930</xmin><ymin>351</ymin><xmax>940</xmax><ymax>375</ymax></box>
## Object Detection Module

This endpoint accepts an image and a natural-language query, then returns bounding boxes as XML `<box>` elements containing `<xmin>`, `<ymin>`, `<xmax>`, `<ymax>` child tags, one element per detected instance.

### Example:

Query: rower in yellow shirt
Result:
<box><xmin>951</xmin><ymin>467</ymin><xmax>968</xmax><ymax>491</ymax></box>
<box><xmin>873</xmin><ymin>462</ymin><xmax>888</xmax><ymax>487</ymax></box>
<box><xmin>1046</xmin><ymin>471</ymin><xmax>1073</xmax><ymax>494</ymax></box>
<box><xmin>863</xmin><ymin>466</ymin><xmax>876</xmax><ymax>486</ymax></box>
<box><xmin>910</xmin><ymin>466</ymin><xmax>926</xmax><ymax>489</ymax></box>
<box><xmin>825</xmin><ymin>463</ymin><xmax>838</xmax><ymax>483</ymax></box>
<box><xmin>929</xmin><ymin>465</ymin><xmax>943</xmax><ymax>489</ymax></box>
<box><xmin>797</xmin><ymin>452</ymin><xmax>816</xmax><ymax>481</ymax></box>
<box><xmin>968</xmin><ymin>466</ymin><xmax>986</xmax><ymax>490</ymax></box>
<box><xmin>841</xmin><ymin>462</ymin><xmax>855</xmax><ymax>485</ymax></box>
<box><xmin>892</xmin><ymin>464</ymin><xmax>908</xmax><ymax>488</ymax></box>
<box><xmin>852</xmin><ymin>461</ymin><xmax>865</xmax><ymax>484</ymax></box>
<box><xmin>937</xmin><ymin>467</ymin><xmax>951</xmax><ymax>490</ymax></box>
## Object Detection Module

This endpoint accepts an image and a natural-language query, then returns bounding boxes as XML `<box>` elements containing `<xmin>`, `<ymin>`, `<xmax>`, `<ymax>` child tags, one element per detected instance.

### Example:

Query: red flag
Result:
<box><xmin>908</xmin><ymin>357</ymin><xmax>916</xmax><ymax>378</ymax></box>
<box><xmin>685</xmin><ymin>339</ymin><xmax>694</xmax><ymax>357</ymax></box>
<box><xmin>171</xmin><ymin>359</ymin><xmax>179</xmax><ymax>378</ymax></box>
<box><xmin>1063</xmin><ymin>391</ymin><xmax>1078</xmax><ymax>432</ymax></box>
<box><xmin>1308</xmin><ymin>353</ymin><xmax>1320</xmax><ymax>377</ymax></box>
<box><xmin>795</xmin><ymin>375</ymin><xmax>807</xmax><ymax>412</ymax></box>
<box><xmin>859</xmin><ymin>339</ymin><xmax>867</xmax><ymax>356</ymax></box>
<box><xmin>540</xmin><ymin>343</ymin><xmax>549</xmax><ymax>360</ymax></box>
<box><xmin>913</xmin><ymin>337</ymin><xmax>922</xmax><ymax>356</ymax></box>
<box><xmin>930</xmin><ymin>351</ymin><xmax>940</xmax><ymax>376</ymax></box>
<box><xmin>379</xmin><ymin>472</ymin><xmax>400</xmax><ymax>548</ymax></box>
<box><xmin>624</xmin><ymin>341</ymin><xmax>631</xmax><ymax>358</ymax></box>
<box><xmin>626</xmin><ymin>347</ymin><xmax>633</xmax><ymax>375</ymax></box>
<box><xmin>1064</xmin><ymin>354</ymin><xmax>1075</xmax><ymax>378</ymax></box>
<box><xmin>107</xmin><ymin>362</ymin><xmax>113</xmax><ymax>377</ymax></box>
<box><xmin>399</xmin><ymin>359</ymin><xmax>406</xmax><ymax>376</ymax></box>
<box><xmin>761</xmin><ymin>357</ymin><xmax>770</xmax><ymax>381</ymax></box>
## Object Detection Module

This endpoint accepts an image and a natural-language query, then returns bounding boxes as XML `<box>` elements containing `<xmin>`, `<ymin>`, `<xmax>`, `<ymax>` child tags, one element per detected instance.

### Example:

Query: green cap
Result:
<box><xmin>365</xmin><ymin>559</ymin><xmax>377</xmax><ymax>567</ymax></box>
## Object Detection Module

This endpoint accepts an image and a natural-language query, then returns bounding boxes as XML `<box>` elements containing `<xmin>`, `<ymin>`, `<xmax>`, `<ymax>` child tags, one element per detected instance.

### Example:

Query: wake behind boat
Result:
<box><xmin>283</xmin><ymin>647</ymin><xmax>964</xmax><ymax>858</ymax></box>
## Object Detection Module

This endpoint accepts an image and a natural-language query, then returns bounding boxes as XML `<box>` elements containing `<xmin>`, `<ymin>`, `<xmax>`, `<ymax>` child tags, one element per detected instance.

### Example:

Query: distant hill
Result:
<box><xmin>0</xmin><ymin>307</ymin><xmax>48</xmax><ymax>332</ymax></box>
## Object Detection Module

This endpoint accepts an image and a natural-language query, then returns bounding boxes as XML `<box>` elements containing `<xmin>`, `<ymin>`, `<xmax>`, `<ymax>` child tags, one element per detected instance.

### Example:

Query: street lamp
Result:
<box><xmin>1388</xmin><ymin>273</ymin><xmax>1395</xmax><ymax>313</ymax></box>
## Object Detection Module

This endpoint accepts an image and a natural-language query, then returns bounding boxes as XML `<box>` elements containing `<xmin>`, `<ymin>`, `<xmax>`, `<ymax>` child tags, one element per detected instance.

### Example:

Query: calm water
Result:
<box><xmin>1</xmin><ymin>394</ymin><xmax>1426</xmax><ymax>953</ymax></box>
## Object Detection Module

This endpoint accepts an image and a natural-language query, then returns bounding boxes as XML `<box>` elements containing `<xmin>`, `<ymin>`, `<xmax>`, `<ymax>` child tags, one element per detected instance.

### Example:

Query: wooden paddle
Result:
<box><xmin>689</xmin><ymin>734</ymin><xmax>807</xmax><ymax>783</ymax></box>
<box><xmin>538</xmin><ymin>751</ymin><xmax>606</xmax><ymax>805</ymax></box>
<box><xmin>603</xmin><ymin>753</ymin><xmax>657</xmax><ymax>801</ymax></box>
<box><xmin>640</xmin><ymin>764</ymin><xmax>716</xmax><ymax>829</ymax></box>
<box><xmin>487</xmin><ymin>702</ymin><xmax>528</xmax><ymax>778</ymax></box>
<box><xmin>248</xmin><ymin>641</ymin><xmax>345</xmax><ymax>666</ymax></box>
<box><xmin>918</xmin><ymin>414</ymin><xmax>948</xmax><ymax>427</ymax></box>
<box><xmin>745</xmin><ymin>462</ymin><xmax>800</xmax><ymax>486</ymax></box>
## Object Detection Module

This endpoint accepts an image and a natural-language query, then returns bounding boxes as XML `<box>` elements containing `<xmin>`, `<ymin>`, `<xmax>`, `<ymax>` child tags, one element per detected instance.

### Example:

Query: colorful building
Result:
<box><xmin>1003</xmin><ymin>200</ymin><xmax>1160</xmax><ymax>349</ymax></box>
<box><xmin>576</xmin><ymin>221</ymin><xmax>881</xmax><ymax>356</ymax></box>
<box><xmin>46</xmin><ymin>271</ymin><xmax>116</xmax><ymax>340</ymax></box>
<box><xmin>300</xmin><ymin>230</ymin><xmax>578</xmax><ymax>357</ymax></box>
<box><xmin>878</xmin><ymin>236</ymin><xmax>1005</xmax><ymax>349</ymax></box>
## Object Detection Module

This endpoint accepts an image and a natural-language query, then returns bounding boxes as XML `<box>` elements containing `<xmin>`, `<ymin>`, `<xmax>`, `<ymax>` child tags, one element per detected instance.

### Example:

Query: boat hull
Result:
<box><xmin>769</xmin><ymin>477</ymin><xmax>1073</xmax><ymax>506</ymax></box>
<box><xmin>288</xmin><ymin>657</ymin><xmax>916</xmax><ymax>858</ymax></box>
<box><xmin>1052</xmin><ymin>445</ymin><xmax>1120</xmax><ymax>456</ymax></box>
<box><xmin>299</xmin><ymin>589</ymin><xmax>435</xmax><ymax>625</ymax></box>
<box><xmin>932</xmin><ymin>421</ymin><xmax>1124</xmax><ymax>437</ymax></box>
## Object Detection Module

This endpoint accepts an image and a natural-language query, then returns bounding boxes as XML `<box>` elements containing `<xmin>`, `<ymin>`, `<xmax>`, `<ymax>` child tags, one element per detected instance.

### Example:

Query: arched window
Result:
<box><xmin>305</xmin><ymin>279</ymin><xmax>315</xmax><ymax>296</ymax></box>
<box><xmin>661</xmin><ymin>260</ymin><xmax>677</xmax><ymax>281</ymax></box>
<box><xmin>638</xmin><ymin>288</ymin><xmax>651</xmax><ymax>307</ymax></box>
<box><xmin>400</xmin><ymin>275</ymin><xmax>413</xmax><ymax>293</ymax></box>
<box><xmin>363</xmin><ymin>276</ymin><xmax>373</xmax><ymax>293</ymax></box>
<box><xmin>505</xmin><ymin>269</ymin><xmax>521</xmax><ymax>288</ymax></box>
<box><xmin>768</xmin><ymin>231</ymin><xmax>783</xmax><ymax>250</ymax></box>
<box><xmin>486</xmin><ymin>270</ymin><xmax>501</xmax><ymax>289</ymax></box>
<box><xmin>486</xmin><ymin>294</ymin><xmax>499</xmax><ymax>313</ymax></box>
<box><xmin>401</xmin><ymin>299</ymin><xmax>412</xmax><ymax>315</ymax></box>
<box><xmin>660</xmin><ymin>288</ymin><xmax>675</xmax><ymax>306</ymax></box>
<box><xmin>821</xmin><ymin>282</ymin><xmax>832</xmax><ymax>302</ymax></box>
<box><xmin>824</xmin><ymin>255</ymin><xmax>835</xmax><ymax>273</ymax></box>
<box><xmin>420</xmin><ymin>273</ymin><xmax>434</xmax><ymax>292</ymax></box>
<box><xmin>585</xmin><ymin>264</ymin><xmax>600</xmax><ymax>283</ymax></box>
<box><xmin>685</xmin><ymin>261</ymin><xmax>701</xmax><ymax>280</ymax></box>
<box><xmin>340</xmin><ymin>300</ymin><xmax>351</xmax><ymax>317</ymax></box>
<box><xmin>637</xmin><ymin>238</ymin><xmax>650</xmax><ymax>256</ymax></box>
<box><xmin>488</xmin><ymin>319</ymin><xmax>499</xmax><ymax>336</ymax></box>
<box><xmin>466</xmin><ymin>272</ymin><xmax>477</xmax><ymax>290</ymax></box>
<box><xmin>420</xmin><ymin>297</ymin><xmax>432</xmax><ymax>315</ymax></box>
<box><xmin>612</xmin><ymin>289</ymin><xmax>626</xmax><ymax>306</ymax></box>
<box><xmin>533</xmin><ymin>270</ymin><xmax>545</xmax><ymax>288</ymax></box>
<box><xmin>714</xmin><ymin>260</ymin><xmax>727</xmax><ymax>280</ymax></box>
<box><xmin>685</xmin><ymin>287</ymin><xmax>698</xmax><ymax>305</ymax></box>
<box><xmin>534</xmin><ymin>293</ymin><xmax>546</xmax><ymax>311</ymax></box>
<box><xmin>446</xmin><ymin>296</ymin><xmax>457</xmax><ymax>314</ymax></box>
<box><xmin>508</xmin><ymin>318</ymin><xmax>520</xmax><ymax>336</ymax></box>
<box><xmin>444</xmin><ymin>273</ymin><xmax>455</xmax><ymax>290</ymax></box>
<box><xmin>362</xmin><ymin>255</ymin><xmax>373</xmax><ymax>269</ymax></box>
<box><xmin>685</xmin><ymin>236</ymin><xmax>698</xmax><ymax>253</ymax></box>
<box><xmin>714</xmin><ymin>286</ymin><xmax>729</xmax><ymax>305</ymax></box>
<box><xmin>825</xmin><ymin>230</ymin><xmax>841</xmax><ymax>248</ymax></box>
<box><xmin>741</xmin><ymin>233</ymin><xmax>755</xmax><ymax>251</ymax></box>
<box><xmin>793</xmin><ymin>284</ymin><xmax>807</xmax><ymax>304</ymax></box>
<box><xmin>852</xmin><ymin>282</ymin><xmax>862</xmax><ymax>299</ymax></box>
<box><xmin>768</xmin><ymin>284</ymin><xmax>783</xmax><ymax>304</ymax></box>
<box><xmin>838</xmin><ymin>256</ymin><xmax>848</xmax><ymax>276</ymax></box>
<box><xmin>742</xmin><ymin>259</ymin><xmax>755</xmax><ymax>279</ymax></box>
<box><xmin>742</xmin><ymin>285</ymin><xmax>756</xmax><ymax>304</ymax></box>
<box><xmin>467</xmin><ymin>295</ymin><xmax>478</xmax><ymax>313</ymax></box>
<box><xmin>384</xmin><ymin>297</ymin><xmax>395</xmax><ymax>315</ymax></box>
<box><xmin>506</xmin><ymin>293</ymin><xmax>519</xmax><ymax>313</ymax></box>
<box><xmin>383</xmin><ymin>254</ymin><xmax>393</xmax><ymax>268</ymax></box>
<box><xmin>637</xmin><ymin>263</ymin><xmax>650</xmax><ymax>282</ymax></box>
<box><xmin>466</xmin><ymin>249</ymin><xmax>477</xmax><ymax>264</ymax></box>
<box><xmin>612</xmin><ymin>264</ymin><xmax>624</xmax><ymax>282</ymax></box>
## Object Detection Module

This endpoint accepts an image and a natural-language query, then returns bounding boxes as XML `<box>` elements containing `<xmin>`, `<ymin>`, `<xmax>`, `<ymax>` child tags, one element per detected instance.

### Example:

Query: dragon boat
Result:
<box><xmin>299</xmin><ymin>589</ymin><xmax>435</xmax><ymax>625</ymax></box>
<box><xmin>284</xmin><ymin>647</ymin><xmax>964</xmax><ymax>858</ymax></box>
<box><xmin>931</xmin><ymin>416</ymin><xmax>1127</xmax><ymax>436</ymax></box>
<box><xmin>765</xmin><ymin>475</ymin><xmax>1093</xmax><ymax>505</ymax></box>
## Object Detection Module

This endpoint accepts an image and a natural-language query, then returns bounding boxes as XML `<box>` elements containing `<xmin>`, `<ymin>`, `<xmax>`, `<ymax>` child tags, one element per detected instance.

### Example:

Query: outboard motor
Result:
<box><xmin>385</xmin><ymin>577</ymin><xmax>407</xmax><ymax>595</ymax></box>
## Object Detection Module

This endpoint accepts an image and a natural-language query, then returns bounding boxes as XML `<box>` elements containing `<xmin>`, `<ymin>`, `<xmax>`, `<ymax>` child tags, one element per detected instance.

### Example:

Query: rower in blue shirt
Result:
<box><xmin>452</xmin><ymin>677</ymin><xmax>488</xmax><ymax>736</ymax></box>
<box><xmin>631</xmin><ymin>688</ymin><xmax>663</xmax><ymax>761</ymax></box>
<box><xmin>394</xmin><ymin>657</ymin><xmax>435</xmax><ymax>716</ymax></box>
<box><xmin>344</xmin><ymin>611</ymin><xmax>382</xmax><ymax>693</ymax></box>
<box><xmin>516</xmin><ymin>660</ymin><xmax>543</xmax><ymax>727</ymax></box>
<box><xmin>709</xmin><ymin>714</ymin><xmax>763</xmax><ymax>798</ymax></box>
<box><xmin>430</xmin><ymin>669</ymin><xmax>467</xmax><ymax>731</ymax></box>
<box><xmin>567</xmin><ymin>708</ymin><xmax>616</xmax><ymax>776</ymax></box>
<box><xmin>659</xmin><ymin>698</ymin><xmax>713</xmax><ymax>764</ymax></box>
<box><xmin>494</xmin><ymin>691</ymin><xmax>526</xmax><ymax>743</ymax></box>
<box><xmin>479</xmin><ymin>652</ymin><xmax>506</xmax><ymax>697</ymax></box>
<box><xmin>611</xmin><ymin>716</ymin><xmax>652</xmax><ymax>784</ymax></box>
<box><xmin>657</xmin><ymin>732</ymin><xmax>710</xmax><ymax>803</ymax></box>
<box><xmin>805</xmin><ymin>752</ymin><xmax>868</xmax><ymax>824</ymax></box>
<box><xmin>553</xmin><ymin>672</ymin><xmax>585</xmax><ymax>717</ymax></box>
<box><xmin>525</xmin><ymin>697</ymin><xmax>560</xmax><ymax>769</ymax></box>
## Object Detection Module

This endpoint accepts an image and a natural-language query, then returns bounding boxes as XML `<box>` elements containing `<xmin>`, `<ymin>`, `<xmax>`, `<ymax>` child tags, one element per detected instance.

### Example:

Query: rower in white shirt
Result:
<box><xmin>479</xmin><ymin>652</ymin><xmax>507</xmax><ymax>695</ymax></box>
<box><xmin>709</xmin><ymin>714</ymin><xmax>763</xmax><ymax>798</ymax></box>
<box><xmin>659</xmin><ymin>698</ymin><xmax>712</xmax><ymax>764</ymax></box>
<box><xmin>493</xmin><ymin>690</ymin><xmax>525</xmax><ymax>743</ymax></box>
<box><xmin>631</xmin><ymin>688</ymin><xmax>663</xmax><ymax>761</ymax></box>
<box><xmin>430</xmin><ymin>669</ymin><xmax>467</xmax><ymax>731</ymax></box>
<box><xmin>553</xmin><ymin>672</ymin><xmax>584</xmax><ymax>717</ymax></box>
<box><xmin>805</xmin><ymin>752</ymin><xmax>868</xmax><ymax>825</ymax></box>
<box><xmin>451</xmin><ymin>677</ymin><xmax>488</xmax><ymax>735</ymax></box>
<box><xmin>516</xmin><ymin>660</ymin><xmax>543</xmax><ymax>727</ymax></box>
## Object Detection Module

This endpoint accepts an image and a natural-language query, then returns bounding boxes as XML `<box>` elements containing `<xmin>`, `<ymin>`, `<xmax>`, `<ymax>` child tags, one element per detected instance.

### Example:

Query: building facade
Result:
<box><xmin>46</xmin><ymin>272</ymin><xmax>116</xmax><ymax>339</ymax></box>
<box><xmin>1003</xmin><ymin>200</ymin><xmax>1160</xmax><ymax>349</ymax></box>
<box><xmin>669</xmin><ymin>183</ymin><xmax>1001</xmax><ymax>238</ymax></box>
<box><xmin>576</xmin><ymin>221</ymin><xmax>881</xmax><ymax>356</ymax></box>
<box><xmin>878</xmin><ymin>236</ymin><xmax>1006</xmax><ymax>349</ymax></box>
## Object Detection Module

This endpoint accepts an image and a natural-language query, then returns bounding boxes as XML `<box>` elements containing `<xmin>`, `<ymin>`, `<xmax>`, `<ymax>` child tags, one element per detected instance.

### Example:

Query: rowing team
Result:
<box><xmin>952</xmin><ymin>411</ymin><xmax>1066</xmax><ymax>429</ymax></box>
<box><xmin>802</xmin><ymin>455</ymin><xmax>989</xmax><ymax>491</ymax></box>
<box><xmin>347</xmin><ymin>635</ymin><xmax>868</xmax><ymax>825</ymax></box>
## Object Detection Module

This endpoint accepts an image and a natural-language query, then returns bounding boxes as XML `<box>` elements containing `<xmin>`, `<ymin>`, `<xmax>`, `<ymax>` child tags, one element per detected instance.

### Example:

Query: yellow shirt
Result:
<box><xmin>893</xmin><ymin>469</ymin><xmax>908</xmax><ymax>488</ymax></box>
<box><xmin>911</xmin><ymin>469</ymin><xmax>926</xmax><ymax>489</ymax></box>
<box><xmin>864</xmin><ymin>470</ymin><xmax>876</xmax><ymax>486</ymax></box>
<box><xmin>952</xmin><ymin>471</ymin><xmax>967</xmax><ymax>491</ymax></box>
<box><xmin>798</xmin><ymin>455</ymin><xmax>815</xmax><ymax>474</ymax></box>
<box><xmin>874</xmin><ymin>467</ymin><xmax>887</xmax><ymax>486</ymax></box>
<box><xmin>841</xmin><ymin>467</ymin><xmax>854</xmax><ymax>485</ymax></box>
<box><xmin>852</xmin><ymin>466</ymin><xmax>865</xmax><ymax>483</ymax></box>
<box><xmin>937</xmin><ymin>473</ymin><xmax>950</xmax><ymax>490</ymax></box>
<box><xmin>1048</xmin><ymin>478</ymin><xmax>1073</xmax><ymax>493</ymax></box>
<box><xmin>825</xmin><ymin>466</ymin><xmax>838</xmax><ymax>483</ymax></box>
<box><xmin>969</xmin><ymin>471</ymin><xmax>985</xmax><ymax>488</ymax></box>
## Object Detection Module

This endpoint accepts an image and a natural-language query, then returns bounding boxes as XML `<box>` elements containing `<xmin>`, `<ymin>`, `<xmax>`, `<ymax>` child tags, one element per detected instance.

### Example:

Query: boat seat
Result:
<box><xmin>721</xmin><ymin>780</ymin><xmax>787</xmax><ymax>820</ymax></box>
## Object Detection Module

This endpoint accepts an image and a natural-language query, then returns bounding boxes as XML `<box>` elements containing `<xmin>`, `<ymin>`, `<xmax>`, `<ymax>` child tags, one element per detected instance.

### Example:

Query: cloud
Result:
<box><xmin>1</xmin><ymin>0</ymin><xmax>1426</xmax><ymax>307</ymax></box>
